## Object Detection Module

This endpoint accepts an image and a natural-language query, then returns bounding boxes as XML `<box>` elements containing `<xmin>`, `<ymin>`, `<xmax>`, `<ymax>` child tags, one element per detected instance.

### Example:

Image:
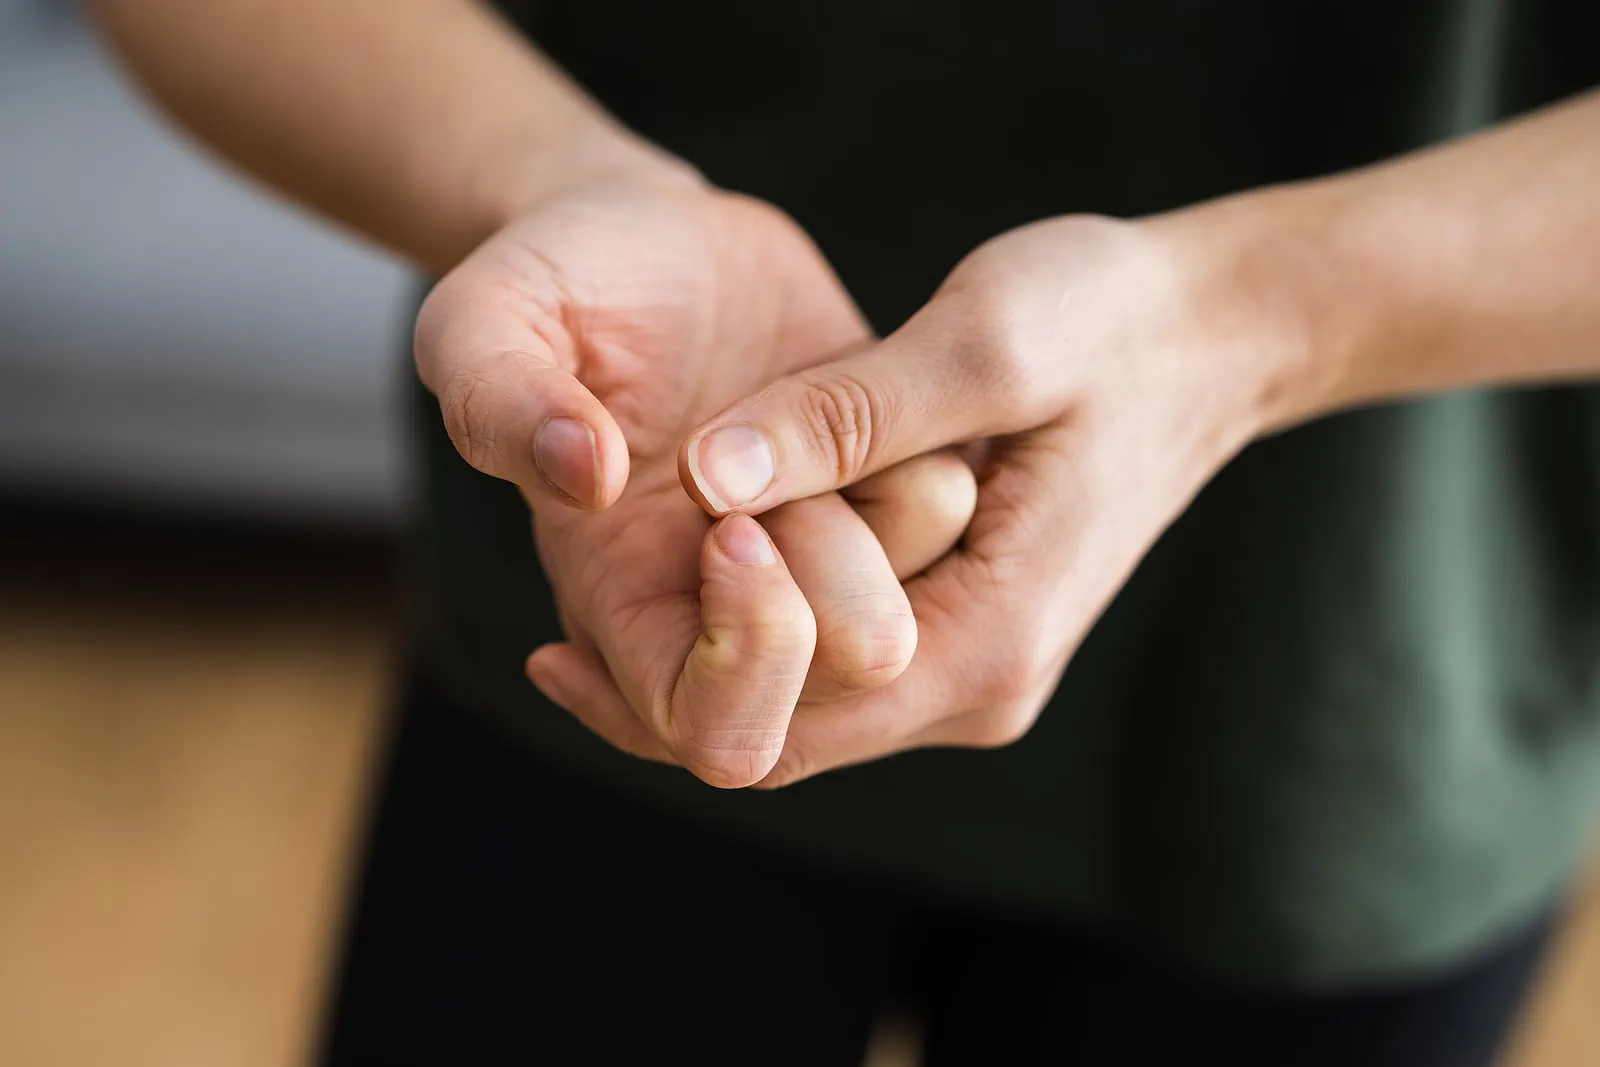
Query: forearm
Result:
<box><xmin>90</xmin><ymin>0</ymin><xmax>688</xmax><ymax>272</ymax></box>
<box><xmin>1170</xmin><ymin>88</ymin><xmax>1600</xmax><ymax>431</ymax></box>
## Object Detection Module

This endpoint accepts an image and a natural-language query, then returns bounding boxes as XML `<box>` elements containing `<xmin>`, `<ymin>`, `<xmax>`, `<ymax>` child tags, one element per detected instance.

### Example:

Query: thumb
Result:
<box><xmin>415</xmin><ymin>272</ymin><xmax>630</xmax><ymax>510</ymax></box>
<box><xmin>677</xmin><ymin>306</ymin><xmax>1031</xmax><ymax>516</ymax></box>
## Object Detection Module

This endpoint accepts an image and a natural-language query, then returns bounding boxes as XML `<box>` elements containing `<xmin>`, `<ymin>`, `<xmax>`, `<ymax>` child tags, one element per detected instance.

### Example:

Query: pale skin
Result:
<box><xmin>94</xmin><ymin>0</ymin><xmax>1600</xmax><ymax>788</ymax></box>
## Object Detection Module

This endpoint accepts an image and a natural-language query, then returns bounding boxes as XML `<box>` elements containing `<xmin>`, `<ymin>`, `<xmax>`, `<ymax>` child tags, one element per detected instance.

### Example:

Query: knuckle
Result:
<box><xmin>964</xmin><ymin>699</ymin><xmax>1041</xmax><ymax>749</ymax></box>
<box><xmin>1016</xmin><ymin>635</ymin><xmax>1056</xmax><ymax>686</ymax></box>
<box><xmin>792</xmin><ymin>373</ymin><xmax>888</xmax><ymax>483</ymax></box>
<box><xmin>977</xmin><ymin>670</ymin><xmax>1035</xmax><ymax>713</ymax></box>
<box><xmin>693</xmin><ymin>612</ymin><xmax>814</xmax><ymax>709</ymax></box>
<box><xmin>816</xmin><ymin>607</ymin><xmax>917</xmax><ymax>689</ymax></box>
<box><xmin>971</xmin><ymin>643</ymin><xmax>1036</xmax><ymax>708</ymax></box>
<box><xmin>736</xmin><ymin>594</ymin><xmax>820</xmax><ymax>659</ymax></box>
<box><xmin>960</xmin><ymin>619</ymin><xmax>1064</xmax><ymax>747</ymax></box>
<box><xmin>962</xmin><ymin>316</ymin><xmax>1034</xmax><ymax>409</ymax></box>
<box><xmin>945</xmin><ymin>286</ymin><xmax>1040</xmax><ymax>412</ymax></box>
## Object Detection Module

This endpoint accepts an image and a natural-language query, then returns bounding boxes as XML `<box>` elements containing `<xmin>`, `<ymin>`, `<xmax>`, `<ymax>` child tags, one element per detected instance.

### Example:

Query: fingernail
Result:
<box><xmin>715</xmin><ymin>514</ymin><xmax>776</xmax><ymax>566</ymax></box>
<box><xmin>535</xmin><ymin>417</ymin><xmax>599</xmax><ymax>507</ymax></box>
<box><xmin>689</xmin><ymin>424</ymin><xmax>774</xmax><ymax>512</ymax></box>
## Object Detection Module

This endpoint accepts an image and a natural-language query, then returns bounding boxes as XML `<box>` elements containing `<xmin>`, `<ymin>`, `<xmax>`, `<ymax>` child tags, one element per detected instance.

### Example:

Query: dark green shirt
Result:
<box><xmin>413</xmin><ymin>0</ymin><xmax>1600</xmax><ymax>986</ymax></box>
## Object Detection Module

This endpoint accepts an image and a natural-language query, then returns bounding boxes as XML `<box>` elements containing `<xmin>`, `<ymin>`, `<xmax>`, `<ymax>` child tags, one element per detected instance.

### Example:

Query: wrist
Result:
<box><xmin>476</xmin><ymin>120</ymin><xmax>704</xmax><ymax>228</ymax></box>
<box><xmin>1148</xmin><ymin>178</ymin><xmax>1369</xmax><ymax>439</ymax></box>
<box><xmin>436</xmin><ymin>115</ymin><xmax>704</xmax><ymax>273</ymax></box>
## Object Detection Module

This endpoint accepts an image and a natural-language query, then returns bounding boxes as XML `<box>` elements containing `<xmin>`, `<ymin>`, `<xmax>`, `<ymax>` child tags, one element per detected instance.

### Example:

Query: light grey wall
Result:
<box><xmin>0</xmin><ymin>1</ymin><xmax>417</xmax><ymax>522</ymax></box>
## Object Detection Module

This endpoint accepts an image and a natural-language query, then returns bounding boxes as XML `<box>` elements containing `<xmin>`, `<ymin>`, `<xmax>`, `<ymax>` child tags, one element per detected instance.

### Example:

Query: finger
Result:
<box><xmin>526</xmin><ymin>643</ymin><xmax>677</xmax><ymax>766</ymax></box>
<box><xmin>677</xmin><ymin>302</ymin><xmax>1053</xmax><ymax>515</ymax></box>
<box><xmin>754</xmin><ymin>549</ymin><xmax>988</xmax><ymax>785</ymax></box>
<box><xmin>663</xmin><ymin>514</ymin><xmax>816</xmax><ymax>789</ymax></box>
<box><xmin>764</xmin><ymin>493</ymin><xmax>917</xmax><ymax>704</ymax></box>
<box><xmin>844</xmin><ymin>450</ymin><xmax>977</xmax><ymax>579</ymax></box>
<box><xmin>759</xmin><ymin>551</ymin><xmax>1033</xmax><ymax>789</ymax></box>
<box><xmin>414</xmin><ymin>268</ymin><xmax>630</xmax><ymax>510</ymax></box>
<box><xmin>763</xmin><ymin>433</ymin><xmax>1085</xmax><ymax>789</ymax></box>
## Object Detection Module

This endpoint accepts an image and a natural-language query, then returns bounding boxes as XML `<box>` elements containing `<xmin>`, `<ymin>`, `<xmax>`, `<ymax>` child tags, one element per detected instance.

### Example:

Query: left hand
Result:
<box><xmin>418</xmin><ymin>170</ymin><xmax>976</xmax><ymax>788</ymax></box>
<box><xmin>550</xmin><ymin>209</ymin><xmax>1306</xmax><ymax>786</ymax></box>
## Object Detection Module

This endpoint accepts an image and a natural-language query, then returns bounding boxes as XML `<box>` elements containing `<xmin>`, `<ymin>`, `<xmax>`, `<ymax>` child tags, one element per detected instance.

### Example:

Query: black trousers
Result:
<box><xmin>322</xmin><ymin>677</ymin><xmax>1558</xmax><ymax>1066</ymax></box>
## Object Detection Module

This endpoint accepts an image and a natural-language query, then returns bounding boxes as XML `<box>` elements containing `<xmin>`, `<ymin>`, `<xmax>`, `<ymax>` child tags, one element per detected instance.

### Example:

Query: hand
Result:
<box><xmin>414</xmin><ymin>156</ymin><xmax>976</xmax><ymax>788</ymax></box>
<box><xmin>549</xmin><ymin>210</ymin><xmax>1300</xmax><ymax>786</ymax></box>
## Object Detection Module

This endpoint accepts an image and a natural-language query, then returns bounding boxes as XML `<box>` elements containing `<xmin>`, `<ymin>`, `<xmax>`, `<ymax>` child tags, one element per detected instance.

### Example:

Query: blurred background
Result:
<box><xmin>0</xmin><ymin>2</ymin><xmax>1596</xmax><ymax>1065</ymax></box>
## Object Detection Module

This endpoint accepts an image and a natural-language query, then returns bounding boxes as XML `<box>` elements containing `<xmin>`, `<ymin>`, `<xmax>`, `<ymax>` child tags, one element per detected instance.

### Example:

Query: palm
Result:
<box><xmin>481</xmin><ymin>185</ymin><xmax>864</xmax><ymax>453</ymax></box>
<box><xmin>473</xmin><ymin>184</ymin><xmax>868</xmax><ymax>696</ymax></box>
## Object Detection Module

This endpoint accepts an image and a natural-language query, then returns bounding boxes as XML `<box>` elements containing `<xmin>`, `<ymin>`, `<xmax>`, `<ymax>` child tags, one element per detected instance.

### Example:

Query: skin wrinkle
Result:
<box><xmin>698</xmin><ymin>214</ymin><xmax>1265</xmax><ymax>780</ymax></box>
<box><xmin>437</xmin><ymin>368</ymin><xmax>502</xmax><ymax>473</ymax></box>
<box><xmin>816</xmin><ymin>610</ymin><xmax>917</xmax><ymax>678</ymax></box>
<box><xmin>677</xmin><ymin>658</ymin><xmax>805</xmax><ymax>763</ymax></box>
<box><xmin>493</xmin><ymin>247</ymin><xmax>582</xmax><ymax>367</ymax></box>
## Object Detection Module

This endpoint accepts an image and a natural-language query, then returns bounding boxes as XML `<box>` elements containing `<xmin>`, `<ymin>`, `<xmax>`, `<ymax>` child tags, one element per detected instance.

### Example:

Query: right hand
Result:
<box><xmin>414</xmin><ymin>144</ymin><xmax>975</xmax><ymax>786</ymax></box>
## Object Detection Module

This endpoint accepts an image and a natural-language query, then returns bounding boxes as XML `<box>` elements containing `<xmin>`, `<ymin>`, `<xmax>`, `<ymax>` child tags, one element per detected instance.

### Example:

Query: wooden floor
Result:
<box><xmin>0</xmin><ymin>500</ymin><xmax>1594</xmax><ymax>1067</ymax></box>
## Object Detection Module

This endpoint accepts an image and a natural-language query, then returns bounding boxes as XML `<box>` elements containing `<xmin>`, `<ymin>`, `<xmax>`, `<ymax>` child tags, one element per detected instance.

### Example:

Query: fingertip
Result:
<box><xmin>430</xmin><ymin>345</ymin><xmax>632</xmax><ymax>509</ymax></box>
<box><xmin>525</xmin><ymin>644</ymin><xmax>573</xmax><ymax>708</ymax></box>
<box><xmin>533</xmin><ymin>409</ymin><xmax>632</xmax><ymax>511</ymax></box>
<box><xmin>677</xmin><ymin>742</ymin><xmax>784</xmax><ymax>790</ymax></box>
<box><xmin>680</xmin><ymin>423</ymin><xmax>777</xmax><ymax>516</ymax></box>
<box><xmin>677</xmin><ymin>438</ymin><xmax>714</xmax><ymax>514</ymax></box>
<box><xmin>590</xmin><ymin>409</ymin><xmax>633</xmax><ymax>509</ymax></box>
<box><xmin>524</xmin><ymin>642</ymin><xmax>563</xmax><ymax>674</ymax></box>
<box><xmin>532</xmin><ymin>417</ymin><xmax>600</xmax><ymax>507</ymax></box>
<box><xmin>848</xmin><ymin>451</ymin><xmax>978</xmax><ymax>580</ymax></box>
<box><xmin>926</xmin><ymin>451</ymin><xmax>981</xmax><ymax>529</ymax></box>
<box><xmin>712</xmin><ymin>513</ymin><xmax>777</xmax><ymax>566</ymax></box>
